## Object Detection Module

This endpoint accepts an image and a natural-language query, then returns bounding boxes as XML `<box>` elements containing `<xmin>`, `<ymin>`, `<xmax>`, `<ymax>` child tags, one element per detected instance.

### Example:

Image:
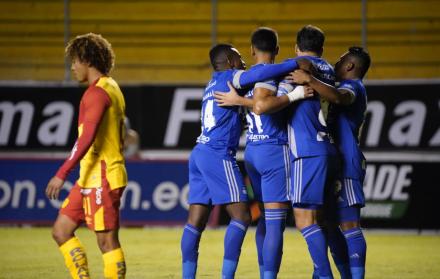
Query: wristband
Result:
<box><xmin>287</xmin><ymin>86</ymin><xmax>305</xmax><ymax>103</ymax></box>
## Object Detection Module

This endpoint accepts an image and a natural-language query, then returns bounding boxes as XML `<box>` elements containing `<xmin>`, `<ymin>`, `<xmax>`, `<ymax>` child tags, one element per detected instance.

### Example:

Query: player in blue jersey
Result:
<box><xmin>279</xmin><ymin>25</ymin><xmax>348</xmax><ymax>279</ymax></box>
<box><xmin>215</xmin><ymin>27</ymin><xmax>313</xmax><ymax>279</ymax></box>
<box><xmin>291</xmin><ymin>46</ymin><xmax>371</xmax><ymax>279</ymax></box>
<box><xmin>181</xmin><ymin>43</ymin><xmax>310</xmax><ymax>279</ymax></box>
<box><xmin>215</xmin><ymin>25</ymin><xmax>344</xmax><ymax>279</ymax></box>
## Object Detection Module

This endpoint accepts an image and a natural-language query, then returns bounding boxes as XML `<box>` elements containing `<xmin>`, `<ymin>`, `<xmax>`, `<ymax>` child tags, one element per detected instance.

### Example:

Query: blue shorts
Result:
<box><xmin>188</xmin><ymin>144</ymin><xmax>248</xmax><ymax>205</ymax></box>
<box><xmin>244</xmin><ymin>144</ymin><xmax>291</xmax><ymax>203</ymax></box>
<box><xmin>336</xmin><ymin>177</ymin><xmax>365</xmax><ymax>208</ymax></box>
<box><xmin>291</xmin><ymin>155</ymin><xmax>339</xmax><ymax>208</ymax></box>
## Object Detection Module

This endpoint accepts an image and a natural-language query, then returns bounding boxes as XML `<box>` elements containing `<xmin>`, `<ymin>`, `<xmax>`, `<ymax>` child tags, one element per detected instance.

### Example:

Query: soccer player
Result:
<box><xmin>45</xmin><ymin>33</ymin><xmax>127</xmax><ymax>279</ymax></box>
<box><xmin>214</xmin><ymin>27</ymin><xmax>313</xmax><ymax>279</ymax></box>
<box><xmin>291</xmin><ymin>46</ymin><xmax>371</xmax><ymax>279</ymax></box>
<box><xmin>181</xmin><ymin>43</ymin><xmax>310</xmax><ymax>279</ymax></box>
<box><xmin>281</xmin><ymin>25</ymin><xmax>342</xmax><ymax>279</ymax></box>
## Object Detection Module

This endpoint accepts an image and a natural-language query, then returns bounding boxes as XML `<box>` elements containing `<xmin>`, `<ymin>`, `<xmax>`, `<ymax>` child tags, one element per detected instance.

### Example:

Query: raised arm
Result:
<box><xmin>290</xmin><ymin>69</ymin><xmax>355</xmax><ymax>105</ymax></box>
<box><xmin>233</xmin><ymin>58</ymin><xmax>312</xmax><ymax>89</ymax></box>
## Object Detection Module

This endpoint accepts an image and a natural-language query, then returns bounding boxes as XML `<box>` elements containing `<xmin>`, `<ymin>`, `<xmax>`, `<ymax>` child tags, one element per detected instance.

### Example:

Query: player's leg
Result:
<box><xmin>96</xmin><ymin>229</ymin><xmax>126</xmax><ymax>279</ymax></box>
<box><xmin>262</xmin><ymin>202</ymin><xmax>289</xmax><ymax>279</ymax></box>
<box><xmin>244</xmin><ymin>146</ymin><xmax>265</xmax><ymax>278</ymax></box>
<box><xmin>258</xmin><ymin>144</ymin><xmax>291</xmax><ymax>279</ymax></box>
<box><xmin>255</xmin><ymin>204</ymin><xmax>266</xmax><ymax>279</ymax></box>
<box><xmin>181</xmin><ymin>146</ymin><xmax>212</xmax><ymax>279</ymax></box>
<box><xmin>291</xmin><ymin>156</ymin><xmax>333</xmax><ymax>279</ymax></box>
<box><xmin>200</xmin><ymin>145</ymin><xmax>250</xmax><ymax>278</ymax></box>
<box><xmin>89</xmin><ymin>184</ymin><xmax>126</xmax><ymax>279</ymax></box>
<box><xmin>324</xmin><ymin>169</ymin><xmax>351</xmax><ymax>279</ymax></box>
<box><xmin>339</xmin><ymin>178</ymin><xmax>367</xmax><ymax>279</ymax></box>
<box><xmin>182</xmin><ymin>204</ymin><xmax>211</xmax><ymax>279</ymax></box>
<box><xmin>52</xmin><ymin>183</ymin><xmax>90</xmax><ymax>279</ymax></box>
<box><xmin>223</xmin><ymin>201</ymin><xmax>251</xmax><ymax>279</ymax></box>
<box><xmin>325</xmin><ymin>224</ymin><xmax>350</xmax><ymax>279</ymax></box>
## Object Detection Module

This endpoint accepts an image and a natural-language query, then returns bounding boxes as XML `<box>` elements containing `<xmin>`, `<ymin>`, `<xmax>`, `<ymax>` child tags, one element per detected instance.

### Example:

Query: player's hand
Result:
<box><xmin>304</xmin><ymin>85</ymin><xmax>315</xmax><ymax>98</ymax></box>
<box><xmin>290</xmin><ymin>69</ymin><xmax>313</xmax><ymax>85</ymax></box>
<box><xmin>214</xmin><ymin>81</ymin><xmax>241</xmax><ymax>106</ymax></box>
<box><xmin>296</xmin><ymin>58</ymin><xmax>316</xmax><ymax>74</ymax></box>
<box><xmin>45</xmin><ymin>176</ymin><xmax>65</xmax><ymax>200</ymax></box>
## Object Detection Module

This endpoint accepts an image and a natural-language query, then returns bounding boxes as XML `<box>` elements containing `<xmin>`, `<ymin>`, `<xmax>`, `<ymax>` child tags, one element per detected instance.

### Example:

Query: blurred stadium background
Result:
<box><xmin>0</xmin><ymin>0</ymin><xmax>440</xmax><ymax>278</ymax></box>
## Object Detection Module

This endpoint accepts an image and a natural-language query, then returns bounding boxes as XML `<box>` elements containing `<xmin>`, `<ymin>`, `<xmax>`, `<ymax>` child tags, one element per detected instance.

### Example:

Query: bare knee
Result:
<box><xmin>96</xmin><ymin>231</ymin><xmax>120</xmax><ymax>253</ymax></box>
<box><xmin>294</xmin><ymin>208</ymin><xmax>318</xmax><ymax>230</ymax></box>
<box><xmin>51</xmin><ymin>214</ymin><xmax>78</xmax><ymax>246</ymax></box>
<box><xmin>52</xmin><ymin>225</ymin><xmax>74</xmax><ymax>246</ymax></box>
<box><xmin>226</xmin><ymin>203</ymin><xmax>251</xmax><ymax>225</ymax></box>
<box><xmin>340</xmin><ymin>221</ymin><xmax>360</xmax><ymax>231</ymax></box>
<box><xmin>187</xmin><ymin>204</ymin><xmax>211</xmax><ymax>230</ymax></box>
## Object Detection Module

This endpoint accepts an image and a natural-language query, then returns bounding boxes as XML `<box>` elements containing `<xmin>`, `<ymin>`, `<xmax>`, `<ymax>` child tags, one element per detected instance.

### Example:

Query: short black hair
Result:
<box><xmin>209</xmin><ymin>43</ymin><xmax>234</xmax><ymax>71</ymax></box>
<box><xmin>347</xmin><ymin>46</ymin><xmax>371</xmax><ymax>78</ymax></box>
<box><xmin>251</xmin><ymin>27</ymin><xmax>278</xmax><ymax>53</ymax></box>
<box><xmin>296</xmin><ymin>25</ymin><xmax>325</xmax><ymax>55</ymax></box>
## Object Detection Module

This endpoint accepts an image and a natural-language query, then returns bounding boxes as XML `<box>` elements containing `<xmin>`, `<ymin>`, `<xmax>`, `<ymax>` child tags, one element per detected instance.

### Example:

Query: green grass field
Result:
<box><xmin>0</xmin><ymin>227</ymin><xmax>439</xmax><ymax>279</ymax></box>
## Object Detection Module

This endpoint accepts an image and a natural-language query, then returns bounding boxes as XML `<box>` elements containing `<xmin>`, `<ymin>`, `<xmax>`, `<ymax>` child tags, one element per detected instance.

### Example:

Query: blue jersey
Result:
<box><xmin>280</xmin><ymin>56</ymin><xmax>337</xmax><ymax>159</ymax></box>
<box><xmin>332</xmin><ymin>79</ymin><xmax>367</xmax><ymax>179</ymax></box>
<box><xmin>196</xmin><ymin>59</ymin><xmax>302</xmax><ymax>150</ymax></box>
<box><xmin>197</xmin><ymin>70</ymin><xmax>244</xmax><ymax>150</ymax></box>
<box><xmin>244</xmin><ymin>65</ymin><xmax>288</xmax><ymax>145</ymax></box>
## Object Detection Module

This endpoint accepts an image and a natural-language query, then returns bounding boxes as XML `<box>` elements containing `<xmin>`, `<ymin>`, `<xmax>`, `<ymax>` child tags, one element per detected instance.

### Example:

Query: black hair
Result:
<box><xmin>296</xmin><ymin>25</ymin><xmax>325</xmax><ymax>55</ymax></box>
<box><xmin>251</xmin><ymin>27</ymin><xmax>278</xmax><ymax>53</ymax></box>
<box><xmin>347</xmin><ymin>46</ymin><xmax>371</xmax><ymax>78</ymax></box>
<box><xmin>209</xmin><ymin>43</ymin><xmax>234</xmax><ymax>71</ymax></box>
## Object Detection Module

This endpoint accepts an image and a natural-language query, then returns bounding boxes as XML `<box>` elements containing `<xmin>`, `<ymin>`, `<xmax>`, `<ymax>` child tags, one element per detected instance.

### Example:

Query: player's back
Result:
<box><xmin>332</xmin><ymin>79</ymin><xmax>367</xmax><ymax>179</ymax></box>
<box><xmin>244</xmin><ymin>66</ymin><xmax>287</xmax><ymax>145</ymax></box>
<box><xmin>197</xmin><ymin>70</ymin><xmax>244</xmax><ymax>151</ymax></box>
<box><xmin>79</xmin><ymin>76</ymin><xmax>127</xmax><ymax>190</ymax></box>
<box><xmin>281</xmin><ymin>56</ymin><xmax>337</xmax><ymax>159</ymax></box>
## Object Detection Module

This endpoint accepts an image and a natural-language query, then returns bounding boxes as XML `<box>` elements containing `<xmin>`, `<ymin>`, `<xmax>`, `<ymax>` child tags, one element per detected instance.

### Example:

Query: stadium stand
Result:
<box><xmin>0</xmin><ymin>0</ymin><xmax>438</xmax><ymax>83</ymax></box>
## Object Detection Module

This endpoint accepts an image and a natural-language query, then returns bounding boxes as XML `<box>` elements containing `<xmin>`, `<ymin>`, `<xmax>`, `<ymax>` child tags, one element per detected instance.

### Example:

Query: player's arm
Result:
<box><xmin>233</xmin><ymin>58</ymin><xmax>313</xmax><ymax>89</ymax></box>
<box><xmin>214</xmin><ymin>81</ymin><xmax>254</xmax><ymax>108</ymax></box>
<box><xmin>253</xmin><ymin>83</ymin><xmax>314</xmax><ymax>115</ymax></box>
<box><xmin>215</xmin><ymin>81</ymin><xmax>313</xmax><ymax>113</ymax></box>
<box><xmin>290</xmin><ymin>69</ymin><xmax>355</xmax><ymax>105</ymax></box>
<box><xmin>45</xmin><ymin>88</ymin><xmax>111</xmax><ymax>200</ymax></box>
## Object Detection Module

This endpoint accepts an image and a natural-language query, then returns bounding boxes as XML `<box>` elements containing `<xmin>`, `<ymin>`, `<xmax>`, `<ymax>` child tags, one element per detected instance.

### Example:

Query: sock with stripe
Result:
<box><xmin>222</xmin><ymin>219</ymin><xmax>249</xmax><ymax>279</ymax></box>
<box><xmin>327</xmin><ymin>228</ymin><xmax>351</xmax><ymax>279</ymax></box>
<box><xmin>255</xmin><ymin>216</ymin><xmax>266</xmax><ymax>279</ymax></box>
<box><xmin>300</xmin><ymin>224</ymin><xmax>333</xmax><ymax>279</ymax></box>
<box><xmin>263</xmin><ymin>209</ymin><xmax>288</xmax><ymax>279</ymax></box>
<box><xmin>103</xmin><ymin>247</ymin><xmax>126</xmax><ymax>279</ymax></box>
<box><xmin>343</xmin><ymin>228</ymin><xmax>366</xmax><ymax>279</ymax></box>
<box><xmin>181</xmin><ymin>224</ymin><xmax>203</xmax><ymax>279</ymax></box>
<box><xmin>59</xmin><ymin>236</ymin><xmax>90</xmax><ymax>279</ymax></box>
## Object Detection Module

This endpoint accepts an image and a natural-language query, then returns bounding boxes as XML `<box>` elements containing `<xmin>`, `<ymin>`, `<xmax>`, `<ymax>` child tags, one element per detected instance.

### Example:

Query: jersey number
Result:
<box><xmin>246</xmin><ymin>111</ymin><xmax>263</xmax><ymax>134</ymax></box>
<box><xmin>203</xmin><ymin>99</ymin><xmax>216</xmax><ymax>131</ymax></box>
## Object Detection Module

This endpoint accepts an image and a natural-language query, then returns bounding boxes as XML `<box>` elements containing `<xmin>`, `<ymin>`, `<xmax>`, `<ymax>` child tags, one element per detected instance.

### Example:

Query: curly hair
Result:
<box><xmin>65</xmin><ymin>33</ymin><xmax>115</xmax><ymax>75</ymax></box>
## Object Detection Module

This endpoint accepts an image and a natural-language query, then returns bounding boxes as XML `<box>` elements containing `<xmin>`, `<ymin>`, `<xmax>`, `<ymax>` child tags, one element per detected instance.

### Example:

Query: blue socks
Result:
<box><xmin>222</xmin><ymin>219</ymin><xmax>248</xmax><ymax>279</ymax></box>
<box><xmin>300</xmin><ymin>224</ymin><xmax>333</xmax><ymax>279</ymax></box>
<box><xmin>263</xmin><ymin>209</ymin><xmax>288</xmax><ymax>279</ymax></box>
<box><xmin>343</xmin><ymin>228</ymin><xmax>366</xmax><ymax>279</ymax></box>
<box><xmin>181</xmin><ymin>224</ymin><xmax>203</xmax><ymax>279</ymax></box>
<box><xmin>327</xmin><ymin>228</ymin><xmax>351</xmax><ymax>279</ymax></box>
<box><xmin>255</xmin><ymin>216</ymin><xmax>266</xmax><ymax>279</ymax></box>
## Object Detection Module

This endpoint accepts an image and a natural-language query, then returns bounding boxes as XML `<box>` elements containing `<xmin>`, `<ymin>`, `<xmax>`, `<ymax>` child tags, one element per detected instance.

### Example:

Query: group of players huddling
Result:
<box><xmin>44</xmin><ymin>24</ymin><xmax>370</xmax><ymax>279</ymax></box>
<box><xmin>182</xmin><ymin>25</ymin><xmax>370</xmax><ymax>279</ymax></box>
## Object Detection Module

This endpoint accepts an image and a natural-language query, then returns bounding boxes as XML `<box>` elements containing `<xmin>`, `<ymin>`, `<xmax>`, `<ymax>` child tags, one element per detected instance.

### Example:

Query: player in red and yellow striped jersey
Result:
<box><xmin>46</xmin><ymin>33</ymin><xmax>127</xmax><ymax>279</ymax></box>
